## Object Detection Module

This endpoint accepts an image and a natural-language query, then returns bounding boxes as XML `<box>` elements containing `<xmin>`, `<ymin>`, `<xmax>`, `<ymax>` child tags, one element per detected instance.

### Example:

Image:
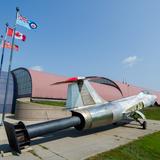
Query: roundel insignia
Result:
<box><xmin>29</xmin><ymin>22</ymin><xmax>37</xmax><ymax>29</ymax></box>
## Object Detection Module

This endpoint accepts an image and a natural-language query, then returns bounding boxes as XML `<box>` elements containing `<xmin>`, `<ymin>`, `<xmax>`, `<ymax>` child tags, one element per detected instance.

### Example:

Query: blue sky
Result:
<box><xmin>0</xmin><ymin>1</ymin><xmax>160</xmax><ymax>90</ymax></box>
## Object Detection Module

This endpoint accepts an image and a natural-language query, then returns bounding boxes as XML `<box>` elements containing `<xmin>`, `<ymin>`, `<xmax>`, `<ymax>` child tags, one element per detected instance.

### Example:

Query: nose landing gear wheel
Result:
<box><xmin>142</xmin><ymin>121</ymin><xmax>147</xmax><ymax>129</ymax></box>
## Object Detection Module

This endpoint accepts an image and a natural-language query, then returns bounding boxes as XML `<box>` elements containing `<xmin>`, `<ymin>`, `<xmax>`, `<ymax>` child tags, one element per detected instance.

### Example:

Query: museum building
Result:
<box><xmin>0</xmin><ymin>67</ymin><xmax>160</xmax><ymax>113</ymax></box>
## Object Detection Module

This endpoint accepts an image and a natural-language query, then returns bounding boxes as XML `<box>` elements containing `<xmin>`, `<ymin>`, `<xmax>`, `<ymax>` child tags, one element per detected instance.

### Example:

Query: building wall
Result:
<box><xmin>12</xmin><ymin>68</ymin><xmax>160</xmax><ymax>105</ymax></box>
<box><xmin>0</xmin><ymin>72</ymin><xmax>14</xmax><ymax>113</ymax></box>
<box><xmin>1</xmin><ymin>67</ymin><xmax>159</xmax><ymax>114</ymax></box>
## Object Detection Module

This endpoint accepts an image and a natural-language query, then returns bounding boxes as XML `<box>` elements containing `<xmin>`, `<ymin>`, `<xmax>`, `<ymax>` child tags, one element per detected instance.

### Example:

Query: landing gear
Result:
<box><xmin>134</xmin><ymin>118</ymin><xmax>147</xmax><ymax>129</ymax></box>
<box><xmin>131</xmin><ymin>111</ymin><xmax>147</xmax><ymax>129</ymax></box>
<box><xmin>142</xmin><ymin>121</ymin><xmax>147</xmax><ymax>129</ymax></box>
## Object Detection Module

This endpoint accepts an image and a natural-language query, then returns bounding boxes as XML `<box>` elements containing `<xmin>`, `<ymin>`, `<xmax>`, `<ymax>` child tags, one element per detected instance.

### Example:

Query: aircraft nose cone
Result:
<box><xmin>151</xmin><ymin>95</ymin><xmax>157</xmax><ymax>105</ymax></box>
<box><xmin>153</xmin><ymin>95</ymin><xmax>157</xmax><ymax>100</ymax></box>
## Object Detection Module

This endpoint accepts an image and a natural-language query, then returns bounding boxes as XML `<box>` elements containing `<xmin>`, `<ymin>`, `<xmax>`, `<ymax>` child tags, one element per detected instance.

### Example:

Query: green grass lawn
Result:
<box><xmin>33</xmin><ymin>101</ymin><xmax>66</xmax><ymax>107</ymax></box>
<box><xmin>86</xmin><ymin>106</ymin><xmax>160</xmax><ymax>160</ymax></box>
<box><xmin>142</xmin><ymin>106</ymin><xmax>160</xmax><ymax>120</ymax></box>
<box><xmin>87</xmin><ymin>131</ymin><xmax>160</xmax><ymax>160</ymax></box>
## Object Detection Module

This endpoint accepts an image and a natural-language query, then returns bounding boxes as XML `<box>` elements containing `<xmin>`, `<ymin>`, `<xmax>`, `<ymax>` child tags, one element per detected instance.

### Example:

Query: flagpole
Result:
<box><xmin>0</xmin><ymin>35</ymin><xmax>4</xmax><ymax>77</ymax></box>
<box><xmin>0</xmin><ymin>7</ymin><xmax>19</xmax><ymax>125</ymax></box>
<box><xmin>0</xmin><ymin>23</ymin><xmax>8</xmax><ymax>78</ymax></box>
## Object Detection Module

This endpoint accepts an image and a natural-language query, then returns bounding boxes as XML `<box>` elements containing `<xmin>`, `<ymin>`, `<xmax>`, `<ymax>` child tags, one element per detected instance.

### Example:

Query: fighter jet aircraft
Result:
<box><xmin>53</xmin><ymin>76</ymin><xmax>157</xmax><ymax>130</ymax></box>
<box><xmin>4</xmin><ymin>76</ymin><xmax>157</xmax><ymax>153</ymax></box>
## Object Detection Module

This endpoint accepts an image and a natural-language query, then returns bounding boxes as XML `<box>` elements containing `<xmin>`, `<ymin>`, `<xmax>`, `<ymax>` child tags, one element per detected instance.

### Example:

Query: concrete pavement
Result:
<box><xmin>0</xmin><ymin>115</ymin><xmax>160</xmax><ymax>160</ymax></box>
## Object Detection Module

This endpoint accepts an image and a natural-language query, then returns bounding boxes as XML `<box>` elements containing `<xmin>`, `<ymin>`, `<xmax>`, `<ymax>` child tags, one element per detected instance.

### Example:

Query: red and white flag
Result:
<box><xmin>7</xmin><ymin>27</ymin><xmax>26</xmax><ymax>41</ymax></box>
<box><xmin>15</xmin><ymin>31</ymin><xmax>26</xmax><ymax>41</ymax></box>
<box><xmin>1</xmin><ymin>41</ymin><xmax>19</xmax><ymax>52</ymax></box>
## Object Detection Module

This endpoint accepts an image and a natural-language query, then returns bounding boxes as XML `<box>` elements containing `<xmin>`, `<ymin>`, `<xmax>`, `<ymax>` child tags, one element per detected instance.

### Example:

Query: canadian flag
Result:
<box><xmin>7</xmin><ymin>27</ymin><xmax>26</xmax><ymax>41</ymax></box>
<box><xmin>15</xmin><ymin>31</ymin><xmax>26</xmax><ymax>41</ymax></box>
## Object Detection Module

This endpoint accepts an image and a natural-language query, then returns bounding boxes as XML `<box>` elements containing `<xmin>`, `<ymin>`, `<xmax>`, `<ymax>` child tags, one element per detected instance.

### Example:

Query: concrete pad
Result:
<box><xmin>0</xmin><ymin>152</ymin><xmax>39</xmax><ymax>160</ymax></box>
<box><xmin>1</xmin><ymin>119</ymin><xmax>160</xmax><ymax>160</ymax></box>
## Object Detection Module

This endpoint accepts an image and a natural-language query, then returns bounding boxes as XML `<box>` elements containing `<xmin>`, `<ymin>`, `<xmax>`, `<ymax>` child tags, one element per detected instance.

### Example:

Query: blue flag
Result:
<box><xmin>16</xmin><ymin>12</ymin><xmax>37</xmax><ymax>30</ymax></box>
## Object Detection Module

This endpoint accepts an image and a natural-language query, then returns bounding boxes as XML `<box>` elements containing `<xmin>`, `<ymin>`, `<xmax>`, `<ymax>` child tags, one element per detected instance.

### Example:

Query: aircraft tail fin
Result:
<box><xmin>52</xmin><ymin>76</ymin><xmax>123</xmax><ymax>109</ymax></box>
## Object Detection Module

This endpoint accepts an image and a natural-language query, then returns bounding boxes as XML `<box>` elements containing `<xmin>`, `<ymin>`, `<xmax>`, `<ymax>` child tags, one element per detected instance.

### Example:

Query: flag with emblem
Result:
<box><xmin>16</xmin><ymin>12</ymin><xmax>37</xmax><ymax>30</ymax></box>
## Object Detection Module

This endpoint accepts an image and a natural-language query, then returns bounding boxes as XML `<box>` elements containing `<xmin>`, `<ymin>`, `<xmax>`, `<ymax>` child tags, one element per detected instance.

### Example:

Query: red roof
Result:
<box><xmin>29</xmin><ymin>69</ymin><xmax>67</xmax><ymax>99</ymax></box>
<box><xmin>29</xmin><ymin>69</ymin><xmax>160</xmax><ymax>104</ymax></box>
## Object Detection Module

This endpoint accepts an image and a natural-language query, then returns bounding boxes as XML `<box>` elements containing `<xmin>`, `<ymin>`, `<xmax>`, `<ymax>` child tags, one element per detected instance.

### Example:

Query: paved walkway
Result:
<box><xmin>0</xmin><ymin>115</ymin><xmax>160</xmax><ymax>160</ymax></box>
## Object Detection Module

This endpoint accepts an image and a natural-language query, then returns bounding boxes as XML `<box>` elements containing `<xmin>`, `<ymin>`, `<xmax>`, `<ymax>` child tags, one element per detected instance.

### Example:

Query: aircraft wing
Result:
<box><xmin>122</xmin><ymin>101</ymin><xmax>146</xmax><ymax>120</ymax></box>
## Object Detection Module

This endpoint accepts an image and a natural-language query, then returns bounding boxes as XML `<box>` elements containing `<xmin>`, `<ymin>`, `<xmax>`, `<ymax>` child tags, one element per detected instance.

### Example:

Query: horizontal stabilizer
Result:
<box><xmin>51</xmin><ymin>76</ymin><xmax>123</xmax><ymax>96</ymax></box>
<box><xmin>51</xmin><ymin>76</ymin><xmax>123</xmax><ymax>109</ymax></box>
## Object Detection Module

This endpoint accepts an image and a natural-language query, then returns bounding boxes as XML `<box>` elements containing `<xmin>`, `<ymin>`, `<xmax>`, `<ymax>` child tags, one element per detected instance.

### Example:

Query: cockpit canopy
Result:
<box><xmin>142</xmin><ymin>90</ymin><xmax>152</xmax><ymax>95</ymax></box>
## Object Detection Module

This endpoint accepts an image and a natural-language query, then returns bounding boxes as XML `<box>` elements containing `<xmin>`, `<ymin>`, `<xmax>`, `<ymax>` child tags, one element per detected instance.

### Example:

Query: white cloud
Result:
<box><xmin>30</xmin><ymin>66</ymin><xmax>44</xmax><ymax>71</ymax></box>
<box><xmin>122</xmin><ymin>56</ymin><xmax>138</xmax><ymax>67</ymax></box>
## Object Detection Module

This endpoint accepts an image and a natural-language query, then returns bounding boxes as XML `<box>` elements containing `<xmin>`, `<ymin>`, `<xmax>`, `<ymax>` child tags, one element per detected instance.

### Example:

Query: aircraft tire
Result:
<box><xmin>142</xmin><ymin>121</ymin><xmax>147</xmax><ymax>129</ymax></box>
